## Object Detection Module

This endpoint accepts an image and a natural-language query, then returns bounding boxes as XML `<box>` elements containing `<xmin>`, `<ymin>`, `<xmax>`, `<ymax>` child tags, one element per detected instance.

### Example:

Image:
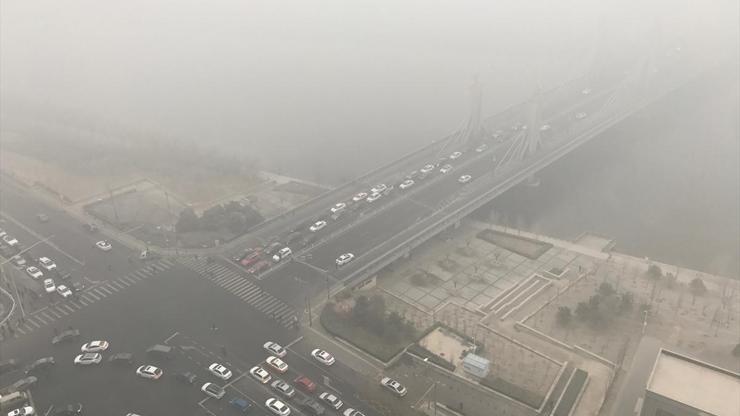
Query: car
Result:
<box><xmin>420</xmin><ymin>164</ymin><xmax>435</xmax><ymax>174</ymax></box>
<box><xmin>335</xmin><ymin>253</ymin><xmax>355</xmax><ymax>267</ymax></box>
<box><xmin>2</xmin><ymin>235</ymin><xmax>19</xmax><ymax>247</ymax></box>
<box><xmin>449</xmin><ymin>151</ymin><xmax>462</xmax><ymax>160</ymax></box>
<box><xmin>351</xmin><ymin>192</ymin><xmax>368</xmax><ymax>202</ymax></box>
<box><xmin>201</xmin><ymin>382</ymin><xmax>225</xmax><ymax>399</ymax></box>
<box><xmin>208</xmin><ymin>363</ymin><xmax>232</xmax><ymax>380</ymax></box>
<box><xmin>271</xmin><ymin>379</ymin><xmax>296</xmax><ymax>398</ymax></box>
<box><xmin>11</xmin><ymin>256</ymin><xmax>26</xmax><ymax>268</ymax></box>
<box><xmin>136</xmin><ymin>365</ymin><xmax>163</xmax><ymax>380</ymax></box>
<box><xmin>539</xmin><ymin>124</ymin><xmax>551</xmax><ymax>132</ymax></box>
<box><xmin>266</xmin><ymin>356</ymin><xmax>288</xmax><ymax>373</ymax></box>
<box><xmin>250</xmin><ymin>366</ymin><xmax>271</xmax><ymax>384</ymax></box>
<box><xmin>575</xmin><ymin>112</ymin><xmax>588</xmax><ymax>120</ymax></box>
<box><xmin>380</xmin><ymin>377</ymin><xmax>407</xmax><ymax>397</ymax></box>
<box><xmin>399</xmin><ymin>179</ymin><xmax>414</xmax><ymax>190</ymax></box>
<box><xmin>581</xmin><ymin>88</ymin><xmax>592</xmax><ymax>95</ymax></box>
<box><xmin>230</xmin><ymin>398</ymin><xmax>253</xmax><ymax>413</ymax></box>
<box><xmin>81</xmin><ymin>340</ymin><xmax>109</xmax><ymax>352</ymax></box>
<box><xmin>265</xmin><ymin>398</ymin><xmax>291</xmax><ymax>416</ymax></box>
<box><xmin>108</xmin><ymin>353</ymin><xmax>134</xmax><ymax>366</ymax></box>
<box><xmin>309</xmin><ymin>220</ymin><xmax>327</xmax><ymax>232</ymax></box>
<box><xmin>370</xmin><ymin>184</ymin><xmax>387</xmax><ymax>194</ymax></box>
<box><xmin>247</xmin><ymin>260</ymin><xmax>271</xmax><ymax>275</ymax></box>
<box><xmin>330</xmin><ymin>203</ymin><xmax>346</xmax><ymax>213</ymax></box>
<box><xmin>26</xmin><ymin>266</ymin><xmax>43</xmax><ymax>279</ymax></box>
<box><xmin>38</xmin><ymin>257</ymin><xmax>56</xmax><ymax>271</ymax></box>
<box><xmin>311</xmin><ymin>349</ymin><xmax>335</xmax><ymax>366</ymax></box>
<box><xmin>43</xmin><ymin>279</ymin><xmax>56</xmax><ymax>293</ymax></box>
<box><xmin>7</xmin><ymin>406</ymin><xmax>34</xmax><ymax>416</ymax></box>
<box><xmin>52</xmin><ymin>329</ymin><xmax>80</xmax><ymax>345</ymax></box>
<box><xmin>71</xmin><ymin>281</ymin><xmax>85</xmax><ymax>293</ymax></box>
<box><xmin>319</xmin><ymin>392</ymin><xmax>343</xmax><ymax>410</ymax></box>
<box><xmin>296</xmin><ymin>397</ymin><xmax>326</xmax><ymax>416</ymax></box>
<box><xmin>176</xmin><ymin>371</ymin><xmax>198</xmax><ymax>384</ymax></box>
<box><xmin>458</xmin><ymin>174</ymin><xmax>472</xmax><ymax>184</ymax></box>
<box><xmin>95</xmin><ymin>240</ymin><xmax>112</xmax><ymax>251</ymax></box>
<box><xmin>239</xmin><ymin>251</ymin><xmax>261</xmax><ymax>267</ymax></box>
<box><xmin>475</xmin><ymin>144</ymin><xmax>488</xmax><ymax>152</ymax></box>
<box><xmin>73</xmin><ymin>353</ymin><xmax>101</xmax><ymax>366</ymax></box>
<box><xmin>50</xmin><ymin>404</ymin><xmax>82</xmax><ymax>416</ymax></box>
<box><xmin>0</xmin><ymin>359</ymin><xmax>20</xmax><ymax>375</ymax></box>
<box><xmin>343</xmin><ymin>409</ymin><xmax>366</xmax><ymax>416</ymax></box>
<box><xmin>439</xmin><ymin>164</ymin><xmax>453</xmax><ymax>174</ymax></box>
<box><xmin>25</xmin><ymin>357</ymin><xmax>55</xmax><ymax>375</ymax></box>
<box><xmin>82</xmin><ymin>223</ymin><xmax>98</xmax><ymax>233</ymax></box>
<box><xmin>56</xmin><ymin>285</ymin><xmax>72</xmax><ymax>298</ymax></box>
<box><xmin>10</xmin><ymin>376</ymin><xmax>37</xmax><ymax>391</ymax></box>
<box><xmin>365</xmin><ymin>193</ymin><xmax>382</xmax><ymax>203</ymax></box>
<box><xmin>272</xmin><ymin>247</ymin><xmax>292</xmax><ymax>263</ymax></box>
<box><xmin>293</xmin><ymin>375</ymin><xmax>317</xmax><ymax>393</ymax></box>
<box><xmin>263</xmin><ymin>341</ymin><xmax>287</xmax><ymax>358</ymax></box>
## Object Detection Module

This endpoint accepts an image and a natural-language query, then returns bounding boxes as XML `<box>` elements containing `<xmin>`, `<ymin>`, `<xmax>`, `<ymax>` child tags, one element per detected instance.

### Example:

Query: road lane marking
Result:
<box><xmin>0</xmin><ymin>212</ymin><xmax>85</xmax><ymax>266</ymax></box>
<box><xmin>164</xmin><ymin>331</ymin><xmax>179</xmax><ymax>344</ymax></box>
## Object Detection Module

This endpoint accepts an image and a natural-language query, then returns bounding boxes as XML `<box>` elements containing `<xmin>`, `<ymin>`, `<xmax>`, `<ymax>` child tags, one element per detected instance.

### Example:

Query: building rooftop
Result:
<box><xmin>646</xmin><ymin>349</ymin><xmax>740</xmax><ymax>416</ymax></box>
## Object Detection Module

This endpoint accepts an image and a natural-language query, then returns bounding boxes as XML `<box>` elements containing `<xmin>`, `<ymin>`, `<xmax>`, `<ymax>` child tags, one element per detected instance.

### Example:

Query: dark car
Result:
<box><xmin>295</xmin><ymin>396</ymin><xmax>326</xmax><ymax>416</ymax></box>
<box><xmin>229</xmin><ymin>397</ymin><xmax>253</xmax><ymax>413</ymax></box>
<box><xmin>71</xmin><ymin>281</ymin><xmax>85</xmax><ymax>293</ymax></box>
<box><xmin>176</xmin><ymin>371</ymin><xmax>198</xmax><ymax>385</ymax></box>
<box><xmin>25</xmin><ymin>357</ymin><xmax>56</xmax><ymax>375</ymax></box>
<box><xmin>264</xmin><ymin>242</ymin><xmax>282</xmax><ymax>256</ymax></box>
<box><xmin>52</xmin><ymin>329</ymin><xmax>81</xmax><ymax>345</ymax></box>
<box><xmin>108</xmin><ymin>353</ymin><xmax>134</xmax><ymax>365</ymax></box>
<box><xmin>293</xmin><ymin>375</ymin><xmax>317</xmax><ymax>393</ymax></box>
<box><xmin>53</xmin><ymin>403</ymin><xmax>83</xmax><ymax>416</ymax></box>
<box><xmin>0</xmin><ymin>358</ymin><xmax>20</xmax><ymax>375</ymax></box>
<box><xmin>37</xmin><ymin>213</ymin><xmax>50</xmax><ymax>222</ymax></box>
<box><xmin>82</xmin><ymin>223</ymin><xmax>98</xmax><ymax>233</ymax></box>
<box><xmin>11</xmin><ymin>375</ymin><xmax>38</xmax><ymax>391</ymax></box>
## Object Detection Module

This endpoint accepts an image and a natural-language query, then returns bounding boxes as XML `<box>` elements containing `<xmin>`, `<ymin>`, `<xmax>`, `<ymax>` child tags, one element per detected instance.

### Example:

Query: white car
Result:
<box><xmin>343</xmin><ymin>409</ymin><xmax>366</xmax><ymax>416</ymax></box>
<box><xmin>81</xmin><ymin>340</ymin><xmax>109</xmax><ymax>352</ymax></box>
<box><xmin>581</xmin><ymin>88</ymin><xmax>592</xmax><ymax>95</ymax></box>
<box><xmin>26</xmin><ymin>266</ymin><xmax>43</xmax><ymax>279</ymax></box>
<box><xmin>330</xmin><ymin>203</ymin><xmax>347</xmax><ymax>213</ymax></box>
<box><xmin>365</xmin><ymin>193</ymin><xmax>382</xmax><ymax>203</ymax></box>
<box><xmin>271</xmin><ymin>379</ymin><xmax>296</xmax><ymax>398</ymax></box>
<box><xmin>74</xmin><ymin>353</ymin><xmax>102</xmax><ymax>365</ymax></box>
<box><xmin>352</xmin><ymin>192</ymin><xmax>368</xmax><ymax>202</ymax></box>
<box><xmin>264</xmin><ymin>341</ymin><xmax>287</xmax><ymax>358</ymax></box>
<box><xmin>380</xmin><ymin>377</ymin><xmax>407</xmax><ymax>397</ymax></box>
<box><xmin>208</xmin><ymin>363</ymin><xmax>232</xmax><ymax>380</ymax></box>
<box><xmin>311</xmin><ymin>349</ymin><xmax>335</xmax><ymax>366</ymax></box>
<box><xmin>475</xmin><ymin>144</ymin><xmax>488</xmax><ymax>152</ymax></box>
<box><xmin>265</xmin><ymin>398</ymin><xmax>291</xmax><ymax>416</ymax></box>
<box><xmin>56</xmin><ymin>285</ymin><xmax>73</xmax><ymax>298</ymax></box>
<box><xmin>399</xmin><ymin>179</ymin><xmax>414</xmax><ymax>190</ymax></box>
<box><xmin>266</xmin><ymin>356</ymin><xmax>288</xmax><ymax>373</ymax></box>
<box><xmin>439</xmin><ymin>164</ymin><xmax>453</xmax><ymax>174</ymax></box>
<box><xmin>335</xmin><ymin>253</ymin><xmax>355</xmax><ymax>267</ymax></box>
<box><xmin>272</xmin><ymin>247</ymin><xmax>292</xmax><ymax>263</ymax></box>
<box><xmin>43</xmin><ymin>279</ymin><xmax>56</xmax><ymax>294</ymax></box>
<box><xmin>136</xmin><ymin>365</ymin><xmax>163</xmax><ymax>380</ymax></box>
<box><xmin>7</xmin><ymin>407</ymin><xmax>35</xmax><ymax>416</ymax></box>
<box><xmin>370</xmin><ymin>184</ymin><xmax>387</xmax><ymax>194</ymax></box>
<box><xmin>309</xmin><ymin>220</ymin><xmax>327</xmax><ymax>232</ymax></box>
<box><xmin>38</xmin><ymin>257</ymin><xmax>56</xmax><ymax>271</ymax></box>
<box><xmin>2</xmin><ymin>235</ymin><xmax>19</xmax><ymax>247</ymax></box>
<box><xmin>449</xmin><ymin>151</ymin><xmax>462</xmax><ymax>160</ymax></box>
<box><xmin>539</xmin><ymin>124</ymin><xmax>551</xmax><ymax>132</ymax></box>
<box><xmin>201</xmin><ymin>382</ymin><xmax>225</xmax><ymax>399</ymax></box>
<box><xmin>319</xmin><ymin>392</ymin><xmax>344</xmax><ymax>410</ymax></box>
<box><xmin>458</xmin><ymin>174</ymin><xmax>472</xmax><ymax>184</ymax></box>
<box><xmin>575</xmin><ymin>112</ymin><xmax>588</xmax><ymax>120</ymax></box>
<box><xmin>250</xmin><ymin>366</ymin><xmax>272</xmax><ymax>384</ymax></box>
<box><xmin>96</xmin><ymin>240</ymin><xmax>112</xmax><ymax>251</ymax></box>
<box><xmin>11</xmin><ymin>255</ymin><xmax>26</xmax><ymax>268</ymax></box>
<box><xmin>420</xmin><ymin>164</ymin><xmax>435</xmax><ymax>174</ymax></box>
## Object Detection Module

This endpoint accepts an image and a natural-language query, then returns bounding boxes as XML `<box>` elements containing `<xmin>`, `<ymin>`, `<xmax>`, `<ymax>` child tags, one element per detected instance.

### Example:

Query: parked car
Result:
<box><xmin>265</xmin><ymin>356</ymin><xmax>288</xmax><ymax>373</ymax></box>
<box><xmin>329</xmin><ymin>203</ymin><xmax>346</xmax><ymax>214</ymax></box>
<box><xmin>343</xmin><ymin>409</ymin><xmax>366</xmax><ymax>416</ymax></box>
<box><xmin>74</xmin><ymin>353</ymin><xmax>102</xmax><ymax>366</ymax></box>
<box><xmin>56</xmin><ymin>285</ymin><xmax>72</xmax><ymax>298</ymax></box>
<box><xmin>26</xmin><ymin>266</ymin><xmax>43</xmax><ymax>280</ymax></box>
<box><xmin>247</xmin><ymin>260</ymin><xmax>271</xmax><ymax>275</ymax></box>
<box><xmin>311</xmin><ymin>349</ymin><xmax>335</xmax><ymax>366</ymax></box>
<box><xmin>25</xmin><ymin>357</ymin><xmax>55</xmax><ymax>375</ymax></box>
<box><xmin>43</xmin><ymin>279</ymin><xmax>56</xmax><ymax>294</ymax></box>
<box><xmin>293</xmin><ymin>375</ymin><xmax>316</xmax><ymax>393</ymax></box>
<box><xmin>176</xmin><ymin>371</ymin><xmax>198</xmax><ymax>385</ymax></box>
<box><xmin>272</xmin><ymin>247</ymin><xmax>292</xmax><ymax>263</ymax></box>
<box><xmin>208</xmin><ymin>363</ymin><xmax>232</xmax><ymax>381</ymax></box>
<box><xmin>229</xmin><ymin>398</ymin><xmax>253</xmax><ymax>413</ymax></box>
<box><xmin>81</xmin><ymin>340</ymin><xmax>109</xmax><ymax>352</ymax></box>
<box><xmin>10</xmin><ymin>376</ymin><xmax>38</xmax><ymax>391</ymax></box>
<box><xmin>263</xmin><ymin>341</ymin><xmax>287</xmax><ymax>358</ymax></box>
<box><xmin>380</xmin><ymin>377</ymin><xmax>407</xmax><ymax>397</ymax></box>
<box><xmin>95</xmin><ymin>240</ymin><xmax>112</xmax><ymax>251</ymax></box>
<box><xmin>38</xmin><ymin>257</ymin><xmax>56</xmax><ymax>271</ymax></box>
<box><xmin>271</xmin><ymin>379</ymin><xmax>296</xmax><ymax>398</ymax></box>
<box><xmin>319</xmin><ymin>392</ymin><xmax>343</xmax><ymax>410</ymax></box>
<box><xmin>265</xmin><ymin>398</ymin><xmax>291</xmax><ymax>416</ymax></box>
<box><xmin>295</xmin><ymin>397</ymin><xmax>325</xmax><ymax>416</ymax></box>
<box><xmin>10</xmin><ymin>256</ymin><xmax>26</xmax><ymax>268</ymax></box>
<box><xmin>108</xmin><ymin>353</ymin><xmax>134</xmax><ymax>366</ymax></box>
<box><xmin>250</xmin><ymin>366</ymin><xmax>271</xmax><ymax>384</ymax></box>
<box><xmin>352</xmin><ymin>192</ymin><xmax>368</xmax><ymax>202</ymax></box>
<box><xmin>201</xmin><ymin>382</ymin><xmax>225</xmax><ymax>399</ymax></box>
<box><xmin>52</xmin><ymin>329</ymin><xmax>80</xmax><ymax>345</ymax></box>
<box><xmin>136</xmin><ymin>365</ymin><xmax>163</xmax><ymax>380</ymax></box>
<box><xmin>457</xmin><ymin>174</ymin><xmax>472</xmax><ymax>184</ymax></box>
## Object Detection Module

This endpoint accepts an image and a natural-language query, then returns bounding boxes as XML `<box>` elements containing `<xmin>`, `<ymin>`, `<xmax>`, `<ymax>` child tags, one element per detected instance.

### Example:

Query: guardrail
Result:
<box><xmin>336</xmin><ymin>67</ymin><xmax>700</xmax><ymax>292</ymax></box>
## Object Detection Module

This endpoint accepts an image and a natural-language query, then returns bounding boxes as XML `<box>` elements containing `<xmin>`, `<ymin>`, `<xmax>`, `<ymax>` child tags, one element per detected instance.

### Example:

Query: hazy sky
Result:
<box><xmin>1</xmin><ymin>0</ymin><xmax>737</xmax><ymax>179</ymax></box>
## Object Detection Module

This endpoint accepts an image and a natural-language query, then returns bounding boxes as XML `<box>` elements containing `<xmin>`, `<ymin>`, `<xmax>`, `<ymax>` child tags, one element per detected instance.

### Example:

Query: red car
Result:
<box><xmin>247</xmin><ymin>260</ymin><xmax>270</xmax><ymax>275</ymax></box>
<box><xmin>293</xmin><ymin>375</ymin><xmax>316</xmax><ymax>393</ymax></box>
<box><xmin>240</xmin><ymin>252</ymin><xmax>262</xmax><ymax>268</ymax></box>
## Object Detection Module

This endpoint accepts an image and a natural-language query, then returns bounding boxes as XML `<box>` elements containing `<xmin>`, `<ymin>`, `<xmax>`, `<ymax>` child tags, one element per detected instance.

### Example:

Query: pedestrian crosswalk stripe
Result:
<box><xmin>47</xmin><ymin>309</ymin><xmax>62</xmax><ymax>318</ymax></box>
<box><xmin>55</xmin><ymin>307</ymin><xmax>69</xmax><ymax>316</ymax></box>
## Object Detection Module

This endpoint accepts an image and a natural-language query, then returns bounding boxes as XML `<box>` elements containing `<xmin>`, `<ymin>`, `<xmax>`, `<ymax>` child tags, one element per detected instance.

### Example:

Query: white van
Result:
<box><xmin>272</xmin><ymin>247</ymin><xmax>292</xmax><ymax>263</ymax></box>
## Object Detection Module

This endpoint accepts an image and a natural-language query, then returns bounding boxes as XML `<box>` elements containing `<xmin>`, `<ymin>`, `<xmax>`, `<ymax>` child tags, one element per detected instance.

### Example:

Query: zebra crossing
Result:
<box><xmin>176</xmin><ymin>257</ymin><xmax>298</xmax><ymax>328</ymax></box>
<box><xmin>0</xmin><ymin>258</ymin><xmax>175</xmax><ymax>341</ymax></box>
